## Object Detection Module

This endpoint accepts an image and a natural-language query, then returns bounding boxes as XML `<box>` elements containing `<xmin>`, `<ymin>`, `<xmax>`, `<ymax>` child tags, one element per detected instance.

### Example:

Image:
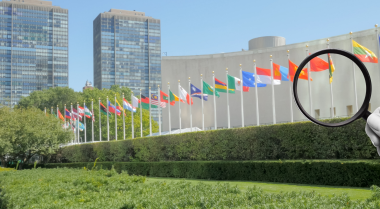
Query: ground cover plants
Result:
<box><xmin>2</xmin><ymin>168</ymin><xmax>380</xmax><ymax>208</ymax></box>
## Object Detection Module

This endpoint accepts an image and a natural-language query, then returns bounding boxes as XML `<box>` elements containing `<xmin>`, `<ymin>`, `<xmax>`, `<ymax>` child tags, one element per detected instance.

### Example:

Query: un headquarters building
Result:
<box><xmin>0</xmin><ymin>0</ymin><xmax>68</xmax><ymax>106</ymax></box>
<box><xmin>93</xmin><ymin>9</ymin><xmax>161</xmax><ymax>121</ymax></box>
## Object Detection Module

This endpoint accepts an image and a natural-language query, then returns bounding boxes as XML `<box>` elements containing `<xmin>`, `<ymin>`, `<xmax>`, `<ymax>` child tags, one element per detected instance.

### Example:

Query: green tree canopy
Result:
<box><xmin>0</xmin><ymin>107</ymin><xmax>73</xmax><ymax>167</ymax></box>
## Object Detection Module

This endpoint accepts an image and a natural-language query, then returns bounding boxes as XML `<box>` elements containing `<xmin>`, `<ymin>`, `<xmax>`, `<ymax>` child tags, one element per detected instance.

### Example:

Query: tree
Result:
<box><xmin>0</xmin><ymin>107</ymin><xmax>73</xmax><ymax>167</ymax></box>
<box><xmin>17</xmin><ymin>87</ymin><xmax>82</xmax><ymax>113</ymax></box>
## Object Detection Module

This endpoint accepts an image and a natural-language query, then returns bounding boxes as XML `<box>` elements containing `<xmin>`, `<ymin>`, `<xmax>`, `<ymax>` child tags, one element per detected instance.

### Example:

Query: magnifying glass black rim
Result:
<box><xmin>293</xmin><ymin>48</ymin><xmax>372</xmax><ymax>127</ymax></box>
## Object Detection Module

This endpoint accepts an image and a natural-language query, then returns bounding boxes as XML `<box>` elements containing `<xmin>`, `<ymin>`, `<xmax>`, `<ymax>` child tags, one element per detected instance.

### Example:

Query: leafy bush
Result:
<box><xmin>60</xmin><ymin>118</ymin><xmax>375</xmax><ymax>163</ymax></box>
<box><xmin>28</xmin><ymin>160</ymin><xmax>380</xmax><ymax>187</ymax></box>
<box><xmin>1</xmin><ymin>167</ymin><xmax>380</xmax><ymax>208</ymax></box>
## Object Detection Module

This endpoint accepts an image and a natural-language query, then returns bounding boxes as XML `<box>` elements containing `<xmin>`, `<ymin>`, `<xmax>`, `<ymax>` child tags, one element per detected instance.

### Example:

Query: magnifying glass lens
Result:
<box><xmin>295</xmin><ymin>52</ymin><xmax>368</xmax><ymax>125</ymax></box>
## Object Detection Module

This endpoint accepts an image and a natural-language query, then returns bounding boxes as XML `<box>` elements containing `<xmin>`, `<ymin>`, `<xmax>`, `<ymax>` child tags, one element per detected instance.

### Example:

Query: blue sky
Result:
<box><xmin>55</xmin><ymin>0</ymin><xmax>380</xmax><ymax>92</ymax></box>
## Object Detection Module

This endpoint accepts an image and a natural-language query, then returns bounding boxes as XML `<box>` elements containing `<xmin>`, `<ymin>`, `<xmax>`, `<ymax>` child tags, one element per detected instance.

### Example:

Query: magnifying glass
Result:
<box><xmin>293</xmin><ymin>48</ymin><xmax>372</xmax><ymax>127</ymax></box>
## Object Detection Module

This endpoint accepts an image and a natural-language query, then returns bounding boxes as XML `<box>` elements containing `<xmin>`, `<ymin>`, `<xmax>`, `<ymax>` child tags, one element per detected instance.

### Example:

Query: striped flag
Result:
<box><xmin>123</xmin><ymin>98</ymin><xmax>136</xmax><ymax>112</ymax></box>
<box><xmin>352</xmin><ymin>40</ymin><xmax>378</xmax><ymax>63</ymax></box>
<box><xmin>151</xmin><ymin>94</ymin><xmax>166</xmax><ymax>108</ymax></box>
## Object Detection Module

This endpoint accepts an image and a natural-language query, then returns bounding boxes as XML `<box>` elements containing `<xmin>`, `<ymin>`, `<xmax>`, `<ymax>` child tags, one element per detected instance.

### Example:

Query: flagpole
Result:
<box><xmin>84</xmin><ymin>100</ymin><xmax>86</xmax><ymax>143</ymax></box>
<box><xmin>107</xmin><ymin>96</ymin><xmax>109</xmax><ymax>141</ymax></box>
<box><xmin>113</xmin><ymin>95</ymin><xmax>118</xmax><ymax>140</ymax></box>
<box><xmin>226</xmin><ymin>68</ymin><xmax>230</xmax><ymax>128</ymax></box>
<box><xmin>201</xmin><ymin>74</ymin><xmax>204</xmax><ymax>130</ymax></box>
<box><xmin>131</xmin><ymin>92</ymin><xmax>134</xmax><ymax>139</ymax></box>
<box><xmin>178</xmin><ymin>80</ymin><xmax>182</xmax><ymax>133</ymax></box>
<box><xmin>376</xmin><ymin>24</ymin><xmax>380</xmax><ymax>93</ymax></box>
<box><xmin>64</xmin><ymin>104</ymin><xmax>66</xmax><ymax>129</ymax></box>
<box><xmin>212</xmin><ymin>72</ymin><xmax>217</xmax><ymax>130</ymax></box>
<box><xmin>253</xmin><ymin>60</ymin><xmax>259</xmax><ymax>126</ymax></box>
<box><xmin>77</xmin><ymin>102</ymin><xmax>80</xmax><ymax>144</ymax></box>
<box><xmin>140</xmin><ymin>89</ymin><xmax>143</xmax><ymax>137</ymax></box>
<box><xmin>56</xmin><ymin>105</ymin><xmax>59</xmax><ymax>122</ymax></box>
<box><xmin>306</xmin><ymin>45</ymin><xmax>313</xmax><ymax>117</ymax></box>
<box><xmin>287</xmin><ymin>52</ymin><xmax>293</xmax><ymax>123</ymax></box>
<box><xmin>327</xmin><ymin>39</ymin><xmax>334</xmax><ymax>118</ymax></box>
<box><xmin>91</xmin><ymin>99</ymin><xmax>94</xmax><ymax>142</ymax></box>
<box><xmin>71</xmin><ymin>103</ymin><xmax>74</xmax><ymax>144</ymax></box>
<box><xmin>350</xmin><ymin>31</ymin><xmax>359</xmax><ymax>112</ymax></box>
<box><xmin>158</xmin><ymin>85</ymin><xmax>161</xmax><ymax>135</ymax></box>
<box><xmin>51</xmin><ymin>106</ymin><xmax>52</xmax><ymax>115</ymax></box>
<box><xmin>239</xmin><ymin>65</ymin><xmax>244</xmax><ymax>127</ymax></box>
<box><xmin>44</xmin><ymin>107</ymin><xmax>46</xmax><ymax>115</ymax></box>
<box><xmin>99</xmin><ymin>98</ymin><xmax>101</xmax><ymax>142</ymax></box>
<box><xmin>270</xmin><ymin>56</ymin><xmax>276</xmax><ymax>124</ymax></box>
<box><xmin>148</xmin><ymin>87</ymin><xmax>153</xmax><ymax>136</ymax></box>
<box><xmin>168</xmin><ymin>83</ymin><xmax>171</xmax><ymax>134</ymax></box>
<box><xmin>122</xmin><ymin>93</ymin><xmax>125</xmax><ymax>140</ymax></box>
<box><xmin>189</xmin><ymin>77</ymin><xmax>192</xmax><ymax>131</ymax></box>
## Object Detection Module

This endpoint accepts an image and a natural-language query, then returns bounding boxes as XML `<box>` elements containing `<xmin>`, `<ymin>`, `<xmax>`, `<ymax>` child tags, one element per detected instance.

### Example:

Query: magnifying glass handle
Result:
<box><xmin>362</xmin><ymin>111</ymin><xmax>372</xmax><ymax>120</ymax></box>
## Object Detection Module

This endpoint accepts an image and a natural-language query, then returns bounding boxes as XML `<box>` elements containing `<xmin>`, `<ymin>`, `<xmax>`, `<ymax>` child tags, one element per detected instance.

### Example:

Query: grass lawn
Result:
<box><xmin>147</xmin><ymin>177</ymin><xmax>371</xmax><ymax>200</ymax></box>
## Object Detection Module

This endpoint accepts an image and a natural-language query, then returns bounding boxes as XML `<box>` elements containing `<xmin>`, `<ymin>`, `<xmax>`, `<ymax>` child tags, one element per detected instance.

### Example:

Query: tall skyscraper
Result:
<box><xmin>93</xmin><ymin>9</ymin><xmax>161</xmax><ymax>121</ymax></box>
<box><xmin>0</xmin><ymin>0</ymin><xmax>68</xmax><ymax>106</ymax></box>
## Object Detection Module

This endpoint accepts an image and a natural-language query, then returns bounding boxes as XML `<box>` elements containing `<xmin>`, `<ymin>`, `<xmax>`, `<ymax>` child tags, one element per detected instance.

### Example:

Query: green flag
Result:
<box><xmin>227</xmin><ymin>74</ymin><xmax>236</xmax><ymax>94</ymax></box>
<box><xmin>203</xmin><ymin>81</ymin><xmax>220</xmax><ymax>98</ymax></box>
<box><xmin>138</xmin><ymin>103</ymin><xmax>150</xmax><ymax>110</ymax></box>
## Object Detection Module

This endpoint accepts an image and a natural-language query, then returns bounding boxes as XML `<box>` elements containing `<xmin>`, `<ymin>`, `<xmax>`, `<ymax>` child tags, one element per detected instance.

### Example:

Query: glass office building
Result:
<box><xmin>93</xmin><ymin>9</ymin><xmax>161</xmax><ymax>121</ymax></box>
<box><xmin>0</xmin><ymin>0</ymin><xmax>68</xmax><ymax>106</ymax></box>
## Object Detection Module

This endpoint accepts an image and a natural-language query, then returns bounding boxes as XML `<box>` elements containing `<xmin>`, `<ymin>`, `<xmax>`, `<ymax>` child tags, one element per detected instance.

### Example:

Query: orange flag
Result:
<box><xmin>288</xmin><ymin>59</ymin><xmax>312</xmax><ymax>82</ymax></box>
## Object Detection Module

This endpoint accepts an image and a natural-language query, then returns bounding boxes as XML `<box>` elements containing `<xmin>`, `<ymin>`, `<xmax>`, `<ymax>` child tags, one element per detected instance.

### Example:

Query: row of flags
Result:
<box><xmin>49</xmin><ymin>38</ymin><xmax>379</xmax><ymax>144</ymax></box>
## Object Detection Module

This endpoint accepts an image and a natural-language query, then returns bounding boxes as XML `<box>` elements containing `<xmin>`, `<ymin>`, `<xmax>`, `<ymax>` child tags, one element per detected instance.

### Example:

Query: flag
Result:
<box><xmin>328</xmin><ymin>53</ymin><xmax>335</xmax><ymax>83</ymax></box>
<box><xmin>139</xmin><ymin>95</ymin><xmax>150</xmax><ymax>110</ymax></box>
<box><xmin>141</xmin><ymin>94</ymin><xmax>150</xmax><ymax>104</ymax></box>
<box><xmin>108</xmin><ymin>101</ymin><xmax>121</xmax><ymax>116</ymax></box>
<box><xmin>179</xmin><ymin>85</ymin><xmax>193</xmax><ymax>105</ymax></box>
<box><xmin>227</xmin><ymin>74</ymin><xmax>249</xmax><ymax>92</ymax></box>
<box><xmin>352</xmin><ymin>40</ymin><xmax>378</xmax><ymax>63</ymax></box>
<box><xmin>190</xmin><ymin>83</ymin><xmax>208</xmax><ymax>101</ymax></box>
<box><xmin>123</xmin><ymin>98</ymin><xmax>137</xmax><ymax>112</ymax></box>
<box><xmin>58</xmin><ymin>110</ymin><xmax>64</xmax><ymax>121</ymax></box>
<box><xmin>288</xmin><ymin>59</ymin><xmax>312</xmax><ymax>82</ymax></box>
<box><xmin>132</xmin><ymin>96</ymin><xmax>139</xmax><ymax>108</ymax></box>
<box><xmin>78</xmin><ymin>106</ymin><xmax>85</xmax><ymax>116</ymax></box>
<box><xmin>116</xmin><ymin>100</ymin><xmax>126</xmax><ymax>116</ymax></box>
<box><xmin>215</xmin><ymin>78</ymin><xmax>234</xmax><ymax>93</ymax></box>
<box><xmin>84</xmin><ymin>105</ymin><xmax>92</xmax><ymax>118</ymax></box>
<box><xmin>65</xmin><ymin>109</ymin><xmax>71</xmax><ymax>119</ymax></box>
<box><xmin>255</xmin><ymin>67</ymin><xmax>280</xmax><ymax>85</ymax></box>
<box><xmin>151</xmin><ymin>94</ymin><xmax>166</xmax><ymax>108</ymax></box>
<box><xmin>100</xmin><ymin>102</ymin><xmax>109</xmax><ymax>116</ymax></box>
<box><xmin>78</xmin><ymin>121</ymin><xmax>85</xmax><ymax>131</ymax></box>
<box><xmin>72</xmin><ymin>108</ymin><xmax>82</xmax><ymax>121</ymax></box>
<box><xmin>203</xmin><ymin>81</ymin><xmax>220</xmax><ymax>97</ymax></box>
<box><xmin>309</xmin><ymin>53</ymin><xmax>329</xmax><ymax>72</ymax></box>
<box><xmin>169</xmin><ymin>90</ymin><xmax>183</xmax><ymax>105</ymax></box>
<box><xmin>273</xmin><ymin>63</ymin><xmax>290</xmax><ymax>81</ymax></box>
<box><xmin>92</xmin><ymin>110</ymin><xmax>95</xmax><ymax>122</ymax></box>
<box><xmin>160</xmin><ymin>90</ymin><xmax>173</xmax><ymax>105</ymax></box>
<box><xmin>242</xmin><ymin>71</ymin><xmax>267</xmax><ymax>87</ymax></box>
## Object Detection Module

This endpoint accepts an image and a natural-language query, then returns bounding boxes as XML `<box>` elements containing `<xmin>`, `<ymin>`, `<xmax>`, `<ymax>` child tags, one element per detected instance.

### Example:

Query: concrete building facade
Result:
<box><xmin>93</xmin><ymin>9</ymin><xmax>161</xmax><ymax>121</ymax></box>
<box><xmin>161</xmin><ymin>28</ymin><xmax>380</xmax><ymax>132</ymax></box>
<box><xmin>0</xmin><ymin>0</ymin><xmax>68</xmax><ymax>106</ymax></box>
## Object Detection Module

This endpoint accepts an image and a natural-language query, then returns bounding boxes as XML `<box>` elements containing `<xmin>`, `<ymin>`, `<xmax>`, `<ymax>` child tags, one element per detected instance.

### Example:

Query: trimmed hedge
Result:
<box><xmin>29</xmin><ymin>160</ymin><xmax>380</xmax><ymax>187</ymax></box>
<box><xmin>60</xmin><ymin>118</ymin><xmax>376</xmax><ymax>162</ymax></box>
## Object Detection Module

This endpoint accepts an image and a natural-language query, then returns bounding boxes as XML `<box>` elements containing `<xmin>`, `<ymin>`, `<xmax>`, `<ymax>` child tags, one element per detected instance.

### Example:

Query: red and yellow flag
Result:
<box><xmin>309</xmin><ymin>53</ymin><xmax>329</xmax><ymax>72</ymax></box>
<box><xmin>288</xmin><ymin>59</ymin><xmax>312</xmax><ymax>82</ymax></box>
<box><xmin>352</xmin><ymin>40</ymin><xmax>378</xmax><ymax>63</ymax></box>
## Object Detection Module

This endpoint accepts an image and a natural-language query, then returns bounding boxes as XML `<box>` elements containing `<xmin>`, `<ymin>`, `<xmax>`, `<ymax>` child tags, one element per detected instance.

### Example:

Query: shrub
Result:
<box><xmin>60</xmin><ymin>118</ymin><xmax>375</xmax><ymax>162</ymax></box>
<box><xmin>30</xmin><ymin>160</ymin><xmax>380</xmax><ymax>187</ymax></box>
